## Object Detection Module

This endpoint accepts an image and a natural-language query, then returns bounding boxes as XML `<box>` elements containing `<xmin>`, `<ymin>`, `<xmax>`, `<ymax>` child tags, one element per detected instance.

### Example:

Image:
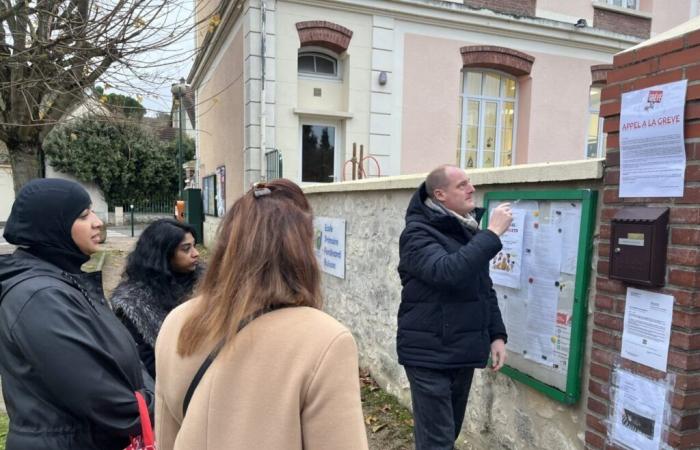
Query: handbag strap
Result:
<box><xmin>181</xmin><ymin>304</ymin><xmax>291</xmax><ymax>417</ymax></box>
<box><xmin>135</xmin><ymin>390</ymin><xmax>155</xmax><ymax>446</ymax></box>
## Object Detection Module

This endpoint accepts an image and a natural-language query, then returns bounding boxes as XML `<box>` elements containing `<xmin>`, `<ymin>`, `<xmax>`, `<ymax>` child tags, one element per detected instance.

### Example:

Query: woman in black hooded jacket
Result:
<box><xmin>110</xmin><ymin>218</ymin><xmax>202</xmax><ymax>378</ymax></box>
<box><xmin>0</xmin><ymin>178</ymin><xmax>154</xmax><ymax>450</ymax></box>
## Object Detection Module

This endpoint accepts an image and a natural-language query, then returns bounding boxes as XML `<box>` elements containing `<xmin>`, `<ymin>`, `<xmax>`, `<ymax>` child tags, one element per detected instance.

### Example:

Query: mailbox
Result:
<box><xmin>609</xmin><ymin>207</ymin><xmax>669</xmax><ymax>287</ymax></box>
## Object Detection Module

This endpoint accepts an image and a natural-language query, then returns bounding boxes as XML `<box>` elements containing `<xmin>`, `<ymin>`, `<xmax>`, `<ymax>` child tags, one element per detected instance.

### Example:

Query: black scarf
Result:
<box><xmin>4</xmin><ymin>178</ymin><xmax>92</xmax><ymax>273</ymax></box>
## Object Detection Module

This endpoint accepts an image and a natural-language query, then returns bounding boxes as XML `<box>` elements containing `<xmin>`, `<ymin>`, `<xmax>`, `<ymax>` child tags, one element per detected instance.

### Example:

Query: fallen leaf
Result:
<box><xmin>372</xmin><ymin>423</ymin><xmax>387</xmax><ymax>433</ymax></box>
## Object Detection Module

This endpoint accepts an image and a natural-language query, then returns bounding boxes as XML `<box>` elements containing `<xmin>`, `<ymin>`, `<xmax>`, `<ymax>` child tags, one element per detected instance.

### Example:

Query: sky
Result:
<box><xmin>107</xmin><ymin>1</ymin><xmax>197</xmax><ymax>118</ymax></box>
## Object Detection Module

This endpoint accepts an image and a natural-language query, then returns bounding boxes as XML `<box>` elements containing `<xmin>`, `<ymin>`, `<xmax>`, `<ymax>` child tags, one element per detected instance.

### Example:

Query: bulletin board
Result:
<box><xmin>483</xmin><ymin>189</ymin><xmax>597</xmax><ymax>404</ymax></box>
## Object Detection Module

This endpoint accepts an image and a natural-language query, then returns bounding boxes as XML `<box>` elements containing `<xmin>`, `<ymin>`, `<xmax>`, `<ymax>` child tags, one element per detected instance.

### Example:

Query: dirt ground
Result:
<box><xmin>92</xmin><ymin>244</ymin><xmax>416</xmax><ymax>449</ymax></box>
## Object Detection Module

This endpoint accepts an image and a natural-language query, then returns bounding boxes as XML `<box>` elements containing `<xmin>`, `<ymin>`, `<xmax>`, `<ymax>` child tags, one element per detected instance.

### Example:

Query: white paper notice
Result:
<box><xmin>611</xmin><ymin>369</ymin><xmax>667</xmax><ymax>450</ymax></box>
<box><xmin>490</xmin><ymin>211</ymin><xmax>526</xmax><ymax>289</ymax></box>
<box><xmin>524</xmin><ymin>277</ymin><xmax>559</xmax><ymax>365</ymax></box>
<box><xmin>531</xmin><ymin>223</ymin><xmax>563</xmax><ymax>280</ymax></box>
<box><xmin>499</xmin><ymin>288</ymin><xmax>528</xmax><ymax>355</ymax></box>
<box><xmin>551</xmin><ymin>201</ymin><xmax>582</xmax><ymax>275</ymax></box>
<box><xmin>619</xmin><ymin>79</ymin><xmax>688</xmax><ymax>198</ymax></box>
<box><xmin>621</xmin><ymin>288</ymin><xmax>674</xmax><ymax>372</ymax></box>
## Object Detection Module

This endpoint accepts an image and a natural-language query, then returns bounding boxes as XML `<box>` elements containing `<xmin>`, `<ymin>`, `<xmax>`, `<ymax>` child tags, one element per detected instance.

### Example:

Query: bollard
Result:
<box><xmin>130</xmin><ymin>204</ymin><xmax>134</xmax><ymax>237</ymax></box>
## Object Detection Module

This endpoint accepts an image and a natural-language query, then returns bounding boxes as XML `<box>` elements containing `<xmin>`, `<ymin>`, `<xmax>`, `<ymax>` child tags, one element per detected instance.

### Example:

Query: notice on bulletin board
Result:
<box><xmin>491</xmin><ymin>200</ymin><xmax>583</xmax><ymax>391</ymax></box>
<box><xmin>619</xmin><ymin>79</ymin><xmax>687</xmax><ymax>198</ymax></box>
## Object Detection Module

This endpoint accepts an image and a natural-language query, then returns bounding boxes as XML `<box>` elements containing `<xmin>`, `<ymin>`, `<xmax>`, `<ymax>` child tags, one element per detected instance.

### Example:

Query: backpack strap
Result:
<box><xmin>181</xmin><ymin>304</ymin><xmax>291</xmax><ymax>417</ymax></box>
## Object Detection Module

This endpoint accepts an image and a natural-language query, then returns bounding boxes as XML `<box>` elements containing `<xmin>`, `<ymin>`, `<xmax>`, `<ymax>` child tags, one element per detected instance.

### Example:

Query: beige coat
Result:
<box><xmin>155</xmin><ymin>302</ymin><xmax>369</xmax><ymax>450</ymax></box>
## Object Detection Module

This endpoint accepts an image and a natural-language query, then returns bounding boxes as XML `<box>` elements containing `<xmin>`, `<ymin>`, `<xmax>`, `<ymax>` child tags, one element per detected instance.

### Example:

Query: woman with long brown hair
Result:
<box><xmin>154</xmin><ymin>179</ymin><xmax>368</xmax><ymax>449</ymax></box>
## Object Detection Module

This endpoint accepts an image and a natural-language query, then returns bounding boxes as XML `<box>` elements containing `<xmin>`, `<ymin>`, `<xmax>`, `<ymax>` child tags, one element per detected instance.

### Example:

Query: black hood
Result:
<box><xmin>405</xmin><ymin>182</ymin><xmax>485</xmax><ymax>232</ymax></box>
<box><xmin>4</xmin><ymin>178</ymin><xmax>92</xmax><ymax>273</ymax></box>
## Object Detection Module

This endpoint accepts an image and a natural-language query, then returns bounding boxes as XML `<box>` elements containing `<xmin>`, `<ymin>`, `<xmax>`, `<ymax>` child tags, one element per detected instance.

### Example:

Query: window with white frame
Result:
<box><xmin>298</xmin><ymin>52</ymin><xmax>339</xmax><ymax>78</ymax></box>
<box><xmin>585</xmin><ymin>86</ymin><xmax>606</xmax><ymax>159</ymax></box>
<box><xmin>458</xmin><ymin>71</ymin><xmax>517</xmax><ymax>169</ymax></box>
<box><xmin>604</xmin><ymin>0</ymin><xmax>639</xmax><ymax>10</ymax></box>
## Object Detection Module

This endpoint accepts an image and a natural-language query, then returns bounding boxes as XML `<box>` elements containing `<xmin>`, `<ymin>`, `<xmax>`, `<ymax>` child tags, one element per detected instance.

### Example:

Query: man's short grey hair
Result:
<box><xmin>425</xmin><ymin>164</ymin><xmax>459</xmax><ymax>200</ymax></box>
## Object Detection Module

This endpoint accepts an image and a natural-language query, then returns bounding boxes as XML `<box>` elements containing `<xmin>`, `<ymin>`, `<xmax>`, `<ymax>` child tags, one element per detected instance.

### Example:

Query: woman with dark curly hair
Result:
<box><xmin>111</xmin><ymin>219</ymin><xmax>202</xmax><ymax>378</ymax></box>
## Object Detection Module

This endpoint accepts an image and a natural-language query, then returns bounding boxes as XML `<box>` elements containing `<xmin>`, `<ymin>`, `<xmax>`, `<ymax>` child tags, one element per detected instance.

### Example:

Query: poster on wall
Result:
<box><xmin>216</xmin><ymin>166</ymin><xmax>226</xmax><ymax>217</ymax></box>
<box><xmin>490</xmin><ymin>207</ymin><xmax>525</xmax><ymax>289</ymax></box>
<box><xmin>610</xmin><ymin>368</ymin><xmax>669</xmax><ymax>450</ymax></box>
<box><xmin>621</xmin><ymin>288</ymin><xmax>674</xmax><ymax>372</ymax></box>
<box><xmin>619</xmin><ymin>79</ymin><xmax>687</xmax><ymax>198</ymax></box>
<box><xmin>202</xmin><ymin>174</ymin><xmax>217</xmax><ymax>216</ymax></box>
<box><xmin>313</xmin><ymin>217</ymin><xmax>346</xmax><ymax>279</ymax></box>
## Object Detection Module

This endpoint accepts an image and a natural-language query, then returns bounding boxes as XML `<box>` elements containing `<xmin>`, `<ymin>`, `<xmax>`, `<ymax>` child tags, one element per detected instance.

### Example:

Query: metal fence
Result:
<box><xmin>265</xmin><ymin>149</ymin><xmax>283</xmax><ymax>180</ymax></box>
<box><xmin>109</xmin><ymin>195</ymin><xmax>177</xmax><ymax>214</ymax></box>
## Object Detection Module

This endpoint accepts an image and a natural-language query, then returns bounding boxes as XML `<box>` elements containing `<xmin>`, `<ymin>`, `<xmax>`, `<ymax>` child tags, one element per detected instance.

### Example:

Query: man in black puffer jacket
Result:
<box><xmin>397</xmin><ymin>165</ymin><xmax>513</xmax><ymax>450</ymax></box>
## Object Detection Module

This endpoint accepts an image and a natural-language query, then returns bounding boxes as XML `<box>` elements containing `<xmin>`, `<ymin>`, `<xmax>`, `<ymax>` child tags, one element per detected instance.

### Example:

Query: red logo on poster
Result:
<box><xmin>645</xmin><ymin>90</ymin><xmax>663</xmax><ymax>111</ymax></box>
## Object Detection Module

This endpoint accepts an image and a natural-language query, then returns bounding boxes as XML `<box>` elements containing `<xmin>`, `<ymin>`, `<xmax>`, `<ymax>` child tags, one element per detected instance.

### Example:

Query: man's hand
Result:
<box><xmin>487</xmin><ymin>203</ymin><xmax>513</xmax><ymax>236</ymax></box>
<box><xmin>490</xmin><ymin>339</ymin><xmax>507</xmax><ymax>372</ymax></box>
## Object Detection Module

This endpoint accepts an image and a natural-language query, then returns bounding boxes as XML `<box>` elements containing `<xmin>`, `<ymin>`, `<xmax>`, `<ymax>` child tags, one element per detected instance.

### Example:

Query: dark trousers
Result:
<box><xmin>404</xmin><ymin>365</ymin><xmax>475</xmax><ymax>450</ymax></box>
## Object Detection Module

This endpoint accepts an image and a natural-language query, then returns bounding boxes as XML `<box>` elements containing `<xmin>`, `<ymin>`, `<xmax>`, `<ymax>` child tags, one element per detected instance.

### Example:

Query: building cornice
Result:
<box><xmin>289</xmin><ymin>0</ymin><xmax>641</xmax><ymax>53</ymax></box>
<box><xmin>189</xmin><ymin>0</ymin><xmax>643</xmax><ymax>91</ymax></box>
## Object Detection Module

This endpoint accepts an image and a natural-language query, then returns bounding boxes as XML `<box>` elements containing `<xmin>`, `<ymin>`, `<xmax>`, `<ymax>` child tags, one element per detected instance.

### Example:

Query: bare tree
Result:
<box><xmin>0</xmin><ymin>0</ymin><xmax>209</xmax><ymax>193</ymax></box>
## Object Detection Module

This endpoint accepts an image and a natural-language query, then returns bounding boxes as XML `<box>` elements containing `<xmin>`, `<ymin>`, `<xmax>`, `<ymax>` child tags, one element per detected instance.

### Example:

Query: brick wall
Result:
<box><xmin>588</xmin><ymin>32</ymin><xmax>700</xmax><ymax>449</ymax></box>
<box><xmin>593</xmin><ymin>6</ymin><xmax>651</xmax><ymax>39</ymax></box>
<box><xmin>463</xmin><ymin>0</ymin><xmax>536</xmax><ymax>17</ymax></box>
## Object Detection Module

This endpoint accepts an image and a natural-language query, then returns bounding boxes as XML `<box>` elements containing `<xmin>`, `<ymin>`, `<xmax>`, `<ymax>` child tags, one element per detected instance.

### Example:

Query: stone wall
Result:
<box><xmin>304</xmin><ymin>160</ymin><xmax>604</xmax><ymax>449</ymax></box>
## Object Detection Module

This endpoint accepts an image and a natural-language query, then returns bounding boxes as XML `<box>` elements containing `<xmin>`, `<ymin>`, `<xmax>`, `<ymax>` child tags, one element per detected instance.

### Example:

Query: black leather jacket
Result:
<box><xmin>0</xmin><ymin>249</ymin><xmax>154</xmax><ymax>450</ymax></box>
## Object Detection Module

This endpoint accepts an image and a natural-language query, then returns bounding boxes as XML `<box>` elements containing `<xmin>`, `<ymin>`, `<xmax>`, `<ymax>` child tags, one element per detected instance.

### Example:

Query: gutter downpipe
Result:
<box><xmin>259</xmin><ymin>0</ymin><xmax>267</xmax><ymax>182</ymax></box>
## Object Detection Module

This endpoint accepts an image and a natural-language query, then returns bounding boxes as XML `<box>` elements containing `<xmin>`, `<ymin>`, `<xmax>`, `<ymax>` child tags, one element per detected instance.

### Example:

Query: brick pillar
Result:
<box><xmin>586</xmin><ymin>32</ymin><xmax>700</xmax><ymax>449</ymax></box>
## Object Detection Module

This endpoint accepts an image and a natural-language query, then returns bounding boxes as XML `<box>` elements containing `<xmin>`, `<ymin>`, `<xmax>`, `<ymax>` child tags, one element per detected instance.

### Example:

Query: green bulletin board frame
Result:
<box><xmin>483</xmin><ymin>189</ymin><xmax>598</xmax><ymax>404</ymax></box>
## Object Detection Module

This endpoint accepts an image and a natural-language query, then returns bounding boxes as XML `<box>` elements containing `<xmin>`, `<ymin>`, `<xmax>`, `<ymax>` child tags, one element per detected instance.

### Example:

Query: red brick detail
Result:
<box><xmin>668</xmin><ymin>247</ymin><xmax>700</xmax><ymax>267</ymax></box>
<box><xmin>592</xmin><ymin>329</ymin><xmax>614</xmax><ymax>347</ymax></box>
<box><xmin>604</xmin><ymin>169</ymin><xmax>620</xmax><ymax>185</ymax></box>
<box><xmin>597</xmin><ymin>259</ymin><xmax>610</xmax><ymax>275</ymax></box>
<box><xmin>671</xmin><ymin>330</ymin><xmax>700</xmax><ymax>350</ymax></box>
<box><xmin>463</xmin><ymin>0</ymin><xmax>536</xmax><ymax>17</ymax></box>
<box><xmin>599</xmin><ymin>100</ymin><xmax>620</xmax><ymax>118</ymax></box>
<box><xmin>689</xmin><ymin>28</ymin><xmax>700</xmax><ymax>47</ymax></box>
<box><xmin>590</xmin><ymin>363</ymin><xmax>612</xmax><ymax>382</ymax></box>
<box><xmin>600</xmin><ymin>223</ymin><xmax>611</xmax><ymax>239</ymax></box>
<box><xmin>607</xmin><ymin>59</ymin><xmax>659</xmax><ymax>84</ymax></box>
<box><xmin>686</xmin><ymin>164</ymin><xmax>700</xmax><ymax>182</ymax></box>
<box><xmin>296</xmin><ymin>21</ymin><xmax>353</xmax><ymax>54</ymax></box>
<box><xmin>605</xmin><ymin>148</ymin><xmax>620</xmax><ymax>166</ymax></box>
<box><xmin>621</xmin><ymin>69</ymin><xmax>684</xmax><ymax>93</ymax></box>
<box><xmin>607</xmin><ymin>133</ymin><xmax>620</xmax><ymax>149</ymax></box>
<box><xmin>595</xmin><ymin>276</ymin><xmax>627</xmax><ymax>294</ymax></box>
<box><xmin>669</xmin><ymin>269</ymin><xmax>700</xmax><ymax>288</ymax></box>
<box><xmin>460</xmin><ymin>46</ymin><xmax>535</xmax><ymax>76</ymax></box>
<box><xmin>687</xmin><ymin>84</ymin><xmax>700</xmax><ymax>101</ymax></box>
<box><xmin>671</xmin><ymin>228</ymin><xmax>700</xmax><ymax>245</ymax></box>
<box><xmin>660</xmin><ymin>45</ymin><xmax>700</xmax><ymax>71</ymax></box>
<box><xmin>587</xmin><ymin>396</ymin><xmax>608</xmax><ymax>416</ymax></box>
<box><xmin>668</xmin><ymin>430</ymin><xmax>700</xmax><ymax>448</ymax></box>
<box><xmin>602</xmin><ymin>84</ymin><xmax>622</xmax><ymax>102</ymax></box>
<box><xmin>676</xmin><ymin>373</ymin><xmax>700</xmax><ymax>390</ymax></box>
<box><xmin>670</xmin><ymin>208</ymin><xmax>700</xmax><ymax>225</ymax></box>
<box><xmin>668</xmin><ymin>350</ymin><xmax>700</xmax><ymax>370</ymax></box>
<box><xmin>586</xmin><ymin>413</ymin><xmax>607</xmax><ymax>434</ymax></box>
<box><xmin>663</xmin><ymin>288</ymin><xmax>700</xmax><ymax>307</ymax></box>
<box><xmin>593</xmin><ymin>7</ymin><xmax>651</xmax><ymax>39</ymax></box>
<box><xmin>594</xmin><ymin>312</ymin><xmax>623</xmax><ymax>332</ymax></box>
<box><xmin>636</xmin><ymin>37</ymin><xmax>685</xmax><ymax>62</ymax></box>
<box><xmin>686</xmin><ymin>102</ymin><xmax>700</xmax><ymax>120</ymax></box>
<box><xmin>591</xmin><ymin>64</ymin><xmax>614</xmax><ymax>84</ymax></box>
<box><xmin>589</xmin><ymin>379</ymin><xmax>610</xmax><ymax>401</ymax></box>
<box><xmin>603</xmin><ymin>116</ymin><xmax>619</xmax><ymax>133</ymax></box>
<box><xmin>675</xmin><ymin>413</ymin><xmax>700</xmax><ymax>431</ymax></box>
<box><xmin>585</xmin><ymin>430</ymin><xmax>605</xmax><ymax>449</ymax></box>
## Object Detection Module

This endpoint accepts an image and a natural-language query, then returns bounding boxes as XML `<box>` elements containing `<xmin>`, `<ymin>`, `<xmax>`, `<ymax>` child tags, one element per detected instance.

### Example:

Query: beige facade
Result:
<box><xmin>190</xmin><ymin>0</ymin><xmax>696</xmax><ymax>244</ymax></box>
